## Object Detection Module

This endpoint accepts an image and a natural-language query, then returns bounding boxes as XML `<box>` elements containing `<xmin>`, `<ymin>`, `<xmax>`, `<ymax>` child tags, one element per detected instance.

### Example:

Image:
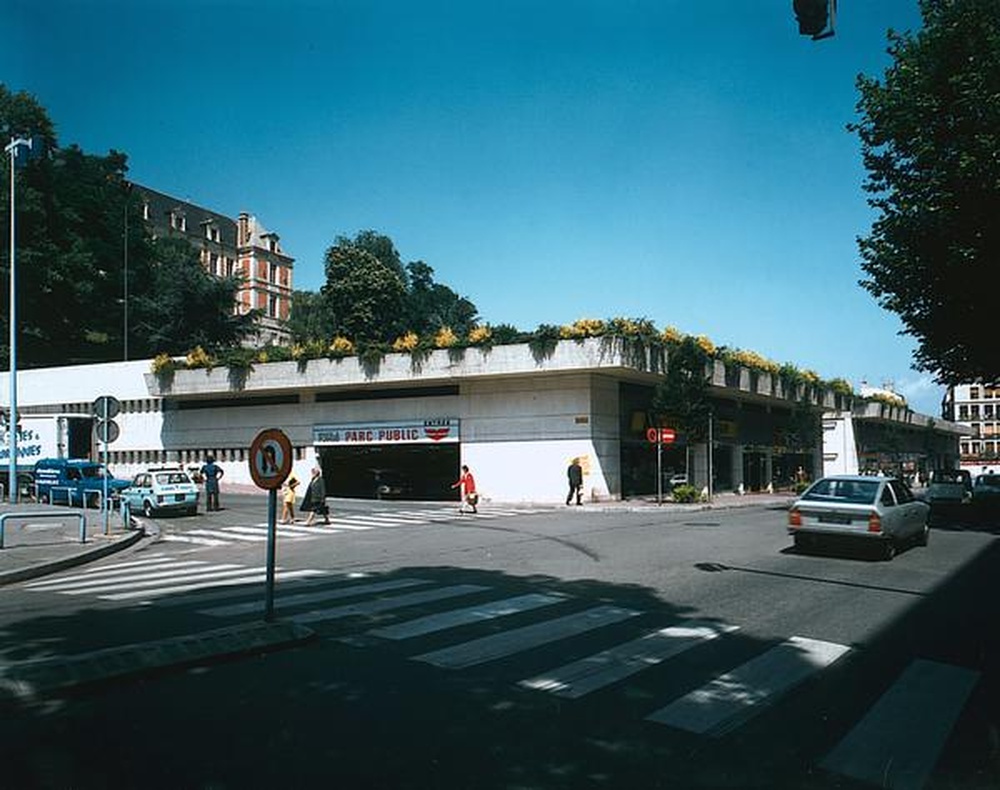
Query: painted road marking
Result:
<box><xmin>415</xmin><ymin>605</ymin><xmax>641</xmax><ymax>670</ymax></box>
<box><xmin>288</xmin><ymin>584</ymin><xmax>491</xmax><ymax>626</ymax></box>
<box><xmin>101</xmin><ymin>569</ymin><xmax>328</xmax><ymax>601</ymax></box>
<box><xmin>520</xmin><ymin>620</ymin><xmax>740</xmax><ymax>699</ymax></box>
<box><xmin>647</xmin><ymin>636</ymin><xmax>851</xmax><ymax>736</ymax></box>
<box><xmin>368</xmin><ymin>592</ymin><xmax>567</xmax><ymax>640</ymax></box>
<box><xmin>200</xmin><ymin>578</ymin><xmax>431</xmax><ymax>618</ymax></box>
<box><xmin>820</xmin><ymin>659</ymin><xmax>979</xmax><ymax>790</ymax></box>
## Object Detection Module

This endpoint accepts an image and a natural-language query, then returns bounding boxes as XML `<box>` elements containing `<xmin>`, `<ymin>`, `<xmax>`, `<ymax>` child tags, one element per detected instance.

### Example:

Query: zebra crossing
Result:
<box><xmin>20</xmin><ymin>554</ymin><xmax>330</xmax><ymax>602</ymax></box>
<box><xmin>20</xmin><ymin>561</ymin><xmax>981</xmax><ymax>788</ymax></box>
<box><xmin>158</xmin><ymin>505</ymin><xmax>544</xmax><ymax>547</ymax></box>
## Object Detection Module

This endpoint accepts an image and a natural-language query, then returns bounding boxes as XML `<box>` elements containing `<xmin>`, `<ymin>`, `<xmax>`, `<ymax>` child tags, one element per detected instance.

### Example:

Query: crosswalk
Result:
<box><xmin>20</xmin><ymin>560</ymin><xmax>980</xmax><ymax>789</ymax></box>
<box><xmin>157</xmin><ymin>505</ymin><xmax>544</xmax><ymax>547</ymax></box>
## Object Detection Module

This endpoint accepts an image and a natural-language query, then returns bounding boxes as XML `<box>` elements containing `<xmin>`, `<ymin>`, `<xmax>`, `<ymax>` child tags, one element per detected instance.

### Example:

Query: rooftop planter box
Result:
<box><xmin>144</xmin><ymin>337</ymin><xmax>657</xmax><ymax>397</ymax></box>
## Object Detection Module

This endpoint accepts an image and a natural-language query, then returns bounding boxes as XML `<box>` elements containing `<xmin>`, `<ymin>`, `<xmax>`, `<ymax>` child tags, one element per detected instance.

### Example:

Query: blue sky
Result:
<box><xmin>6</xmin><ymin>1</ymin><xmax>941</xmax><ymax>413</ymax></box>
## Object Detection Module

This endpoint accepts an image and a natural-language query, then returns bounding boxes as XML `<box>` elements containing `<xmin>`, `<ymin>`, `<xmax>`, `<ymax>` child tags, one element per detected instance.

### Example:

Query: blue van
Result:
<box><xmin>33</xmin><ymin>458</ymin><xmax>130</xmax><ymax>507</ymax></box>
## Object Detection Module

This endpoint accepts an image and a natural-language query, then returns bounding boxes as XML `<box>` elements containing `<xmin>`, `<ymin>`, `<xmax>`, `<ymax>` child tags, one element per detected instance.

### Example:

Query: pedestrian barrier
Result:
<box><xmin>0</xmin><ymin>511</ymin><xmax>87</xmax><ymax>550</ymax></box>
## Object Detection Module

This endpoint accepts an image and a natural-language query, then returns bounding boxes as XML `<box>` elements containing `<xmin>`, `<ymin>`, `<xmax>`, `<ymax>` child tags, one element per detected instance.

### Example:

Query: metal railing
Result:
<box><xmin>0</xmin><ymin>511</ymin><xmax>87</xmax><ymax>549</ymax></box>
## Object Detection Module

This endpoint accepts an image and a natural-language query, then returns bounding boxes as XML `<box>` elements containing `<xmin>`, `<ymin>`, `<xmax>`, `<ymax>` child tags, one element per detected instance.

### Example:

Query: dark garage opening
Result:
<box><xmin>317</xmin><ymin>443</ymin><xmax>461</xmax><ymax>501</ymax></box>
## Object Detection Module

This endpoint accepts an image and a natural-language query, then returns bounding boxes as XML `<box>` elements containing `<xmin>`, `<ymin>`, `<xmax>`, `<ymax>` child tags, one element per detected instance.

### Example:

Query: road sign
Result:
<box><xmin>93</xmin><ymin>395</ymin><xmax>121</xmax><ymax>420</ymax></box>
<box><xmin>647</xmin><ymin>427</ymin><xmax>677</xmax><ymax>444</ymax></box>
<box><xmin>249</xmin><ymin>428</ymin><xmax>293</xmax><ymax>490</ymax></box>
<box><xmin>95</xmin><ymin>419</ymin><xmax>120</xmax><ymax>444</ymax></box>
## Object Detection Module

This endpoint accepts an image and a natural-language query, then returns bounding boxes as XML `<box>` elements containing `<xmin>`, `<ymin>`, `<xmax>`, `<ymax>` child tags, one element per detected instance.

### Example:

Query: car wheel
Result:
<box><xmin>793</xmin><ymin>534</ymin><xmax>812</xmax><ymax>553</ymax></box>
<box><xmin>882</xmin><ymin>541</ymin><xmax>897</xmax><ymax>561</ymax></box>
<box><xmin>916</xmin><ymin>523</ymin><xmax>930</xmax><ymax>547</ymax></box>
<box><xmin>87</xmin><ymin>492</ymin><xmax>101</xmax><ymax>509</ymax></box>
<box><xmin>40</xmin><ymin>492</ymin><xmax>50</xmax><ymax>505</ymax></box>
<box><xmin>143</xmin><ymin>501</ymin><xmax>155</xmax><ymax>518</ymax></box>
<box><xmin>186</xmin><ymin>506</ymin><xmax>197</xmax><ymax>516</ymax></box>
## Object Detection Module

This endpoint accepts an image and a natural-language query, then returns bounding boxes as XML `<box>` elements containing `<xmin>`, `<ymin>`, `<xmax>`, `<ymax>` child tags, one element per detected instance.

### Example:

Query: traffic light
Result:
<box><xmin>793</xmin><ymin>0</ymin><xmax>835</xmax><ymax>40</ymax></box>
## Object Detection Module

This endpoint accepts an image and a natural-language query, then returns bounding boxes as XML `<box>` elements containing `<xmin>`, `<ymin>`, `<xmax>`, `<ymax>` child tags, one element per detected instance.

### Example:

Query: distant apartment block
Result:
<box><xmin>942</xmin><ymin>382</ymin><xmax>1000</xmax><ymax>469</ymax></box>
<box><xmin>135</xmin><ymin>186</ymin><xmax>293</xmax><ymax>345</ymax></box>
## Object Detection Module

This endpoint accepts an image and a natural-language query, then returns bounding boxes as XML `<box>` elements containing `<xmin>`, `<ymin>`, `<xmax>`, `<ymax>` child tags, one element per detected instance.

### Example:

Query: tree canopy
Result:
<box><xmin>0</xmin><ymin>84</ymin><xmax>257</xmax><ymax>366</ymax></box>
<box><xmin>651</xmin><ymin>336</ymin><xmax>713</xmax><ymax>443</ymax></box>
<box><xmin>852</xmin><ymin>0</ymin><xmax>1000</xmax><ymax>384</ymax></box>
<box><xmin>289</xmin><ymin>230</ymin><xmax>479</xmax><ymax>346</ymax></box>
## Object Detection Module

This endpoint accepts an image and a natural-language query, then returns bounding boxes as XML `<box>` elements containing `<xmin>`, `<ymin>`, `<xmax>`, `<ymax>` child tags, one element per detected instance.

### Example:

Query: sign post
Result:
<box><xmin>647</xmin><ymin>427</ymin><xmax>677</xmax><ymax>506</ymax></box>
<box><xmin>93</xmin><ymin>395</ymin><xmax>121</xmax><ymax>534</ymax></box>
<box><xmin>249</xmin><ymin>428</ymin><xmax>293</xmax><ymax>621</ymax></box>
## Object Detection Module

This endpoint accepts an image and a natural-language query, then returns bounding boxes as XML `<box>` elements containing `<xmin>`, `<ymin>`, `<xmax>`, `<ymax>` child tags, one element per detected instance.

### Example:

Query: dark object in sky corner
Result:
<box><xmin>793</xmin><ymin>0</ymin><xmax>836</xmax><ymax>41</ymax></box>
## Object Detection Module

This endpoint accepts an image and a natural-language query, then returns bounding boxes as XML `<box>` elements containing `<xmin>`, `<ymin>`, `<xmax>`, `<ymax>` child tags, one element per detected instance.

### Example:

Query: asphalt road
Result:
<box><xmin>1</xmin><ymin>496</ymin><xmax>998</xmax><ymax>789</ymax></box>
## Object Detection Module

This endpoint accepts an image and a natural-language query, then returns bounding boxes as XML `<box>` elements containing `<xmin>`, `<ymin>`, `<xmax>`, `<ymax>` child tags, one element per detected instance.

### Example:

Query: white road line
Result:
<box><xmin>415</xmin><ymin>605</ymin><xmax>642</xmax><ymax>670</ymax></box>
<box><xmin>368</xmin><ymin>592</ymin><xmax>567</xmax><ymax>640</ymax></box>
<box><xmin>102</xmin><ymin>569</ymin><xmax>328</xmax><ymax>601</ymax></box>
<box><xmin>184</xmin><ymin>529</ymin><xmax>270</xmax><ymax>542</ymax></box>
<box><xmin>820</xmin><ymin>659</ymin><xmax>979</xmax><ymax>790</ymax></box>
<box><xmin>57</xmin><ymin>555</ymin><xmax>171</xmax><ymax>572</ymax></box>
<box><xmin>646</xmin><ymin>636</ymin><xmax>851</xmax><ymax>736</ymax></box>
<box><xmin>22</xmin><ymin>560</ymin><xmax>210</xmax><ymax>588</ymax></box>
<box><xmin>288</xmin><ymin>584</ymin><xmax>491</xmax><ymax>625</ymax></box>
<box><xmin>159</xmin><ymin>534</ymin><xmax>229</xmax><ymax>546</ymax></box>
<box><xmin>253</xmin><ymin>520</ymin><xmax>374</xmax><ymax>532</ymax></box>
<box><xmin>520</xmin><ymin>621</ymin><xmax>741</xmax><ymax>699</ymax></box>
<box><xmin>199</xmin><ymin>578</ymin><xmax>431</xmax><ymax>618</ymax></box>
<box><xmin>46</xmin><ymin>565</ymin><xmax>251</xmax><ymax>595</ymax></box>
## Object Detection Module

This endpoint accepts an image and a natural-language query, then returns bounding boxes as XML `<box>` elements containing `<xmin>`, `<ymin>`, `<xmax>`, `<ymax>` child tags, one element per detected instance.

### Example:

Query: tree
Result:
<box><xmin>651</xmin><ymin>337</ymin><xmax>713</xmax><ymax>444</ymax></box>
<box><xmin>128</xmin><ymin>237</ymin><xmax>258</xmax><ymax>356</ymax></box>
<box><xmin>404</xmin><ymin>260</ymin><xmax>478</xmax><ymax>336</ymax></box>
<box><xmin>851</xmin><ymin>0</ymin><xmax>1000</xmax><ymax>384</ymax></box>
<box><xmin>321</xmin><ymin>238</ymin><xmax>407</xmax><ymax>342</ymax></box>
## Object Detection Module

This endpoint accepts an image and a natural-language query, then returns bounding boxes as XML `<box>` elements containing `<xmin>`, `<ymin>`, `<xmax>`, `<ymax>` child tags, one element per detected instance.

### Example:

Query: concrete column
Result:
<box><xmin>732</xmin><ymin>444</ymin><xmax>745</xmax><ymax>492</ymax></box>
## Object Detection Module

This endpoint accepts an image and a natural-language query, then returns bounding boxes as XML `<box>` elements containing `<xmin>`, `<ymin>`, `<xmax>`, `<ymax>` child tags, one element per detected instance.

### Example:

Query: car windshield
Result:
<box><xmin>976</xmin><ymin>476</ymin><xmax>1000</xmax><ymax>489</ymax></box>
<box><xmin>155</xmin><ymin>472</ymin><xmax>191</xmax><ymax>485</ymax></box>
<box><xmin>802</xmin><ymin>478</ymin><xmax>880</xmax><ymax>505</ymax></box>
<box><xmin>80</xmin><ymin>466</ymin><xmax>108</xmax><ymax>479</ymax></box>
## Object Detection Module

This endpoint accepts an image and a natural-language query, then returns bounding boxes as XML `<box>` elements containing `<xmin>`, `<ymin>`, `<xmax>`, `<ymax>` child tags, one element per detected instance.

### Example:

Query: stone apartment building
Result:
<box><xmin>942</xmin><ymin>383</ymin><xmax>1000</xmax><ymax>474</ymax></box>
<box><xmin>135</xmin><ymin>186</ymin><xmax>293</xmax><ymax>345</ymax></box>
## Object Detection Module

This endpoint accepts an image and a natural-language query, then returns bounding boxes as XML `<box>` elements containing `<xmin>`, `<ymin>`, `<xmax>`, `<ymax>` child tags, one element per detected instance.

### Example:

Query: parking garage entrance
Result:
<box><xmin>313</xmin><ymin>419</ymin><xmax>461</xmax><ymax>501</ymax></box>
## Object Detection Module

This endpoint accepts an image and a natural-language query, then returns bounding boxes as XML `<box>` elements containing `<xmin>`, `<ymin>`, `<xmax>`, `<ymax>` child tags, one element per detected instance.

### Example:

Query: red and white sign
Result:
<box><xmin>646</xmin><ymin>427</ymin><xmax>677</xmax><ymax>444</ymax></box>
<box><xmin>313</xmin><ymin>418</ymin><xmax>459</xmax><ymax>446</ymax></box>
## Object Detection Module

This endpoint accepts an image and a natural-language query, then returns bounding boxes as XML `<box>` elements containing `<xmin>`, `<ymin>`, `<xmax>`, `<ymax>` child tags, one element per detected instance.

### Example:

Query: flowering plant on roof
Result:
<box><xmin>560</xmin><ymin>318</ymin><xmax>606</xmax><ymax>339</ymax></box>
<box><xmin>392</xmin><ymin>331</ymin><xmax>420</xmax><ymax>353</ymax></box>
<box><xmin>467</xmin><ymin>325</ymin><xmax>493</xmax><ymax>346</ymax></box>
<box><xmin>328</xmin><ymin>336</ymin><xmax>355</xmax><ymax>357</ymax></box>
<box><xmin>434</xmin><ymin>326</ymin><xmax>459</xmax><ymax>348</ymax></box>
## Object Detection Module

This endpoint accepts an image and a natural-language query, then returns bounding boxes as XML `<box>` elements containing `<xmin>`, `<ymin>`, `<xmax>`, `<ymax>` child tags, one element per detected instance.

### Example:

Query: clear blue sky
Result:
<box><xmin>7</xmin><ymin>1</ymin><xmax>941</xmax><ymax>413</ymax></box>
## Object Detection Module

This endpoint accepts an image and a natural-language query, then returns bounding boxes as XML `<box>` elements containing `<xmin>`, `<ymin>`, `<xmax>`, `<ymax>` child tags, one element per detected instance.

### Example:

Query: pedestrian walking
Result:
<box><xmin>566</xmin><ymin>457</ymin><xmax>583</xmax><ymax>506</ymax></box>
<box><xmin>200</xmin><ymin>455</ymin><xmax>224</xmax><ymax>511</ymax></box>
<box><xmin>302</xmin><ymin>466</ymin><xmax>330</xmax><ymax>526</ymax></box>
<box><xmin>452</xmin><ymin>464</ymin><xmax>478</xmax><ymax>514</ymax></box>
<box><xmin>280</xmin><ymin>472</ymin><xmax>300</xmax><ymax>524</ymax></box>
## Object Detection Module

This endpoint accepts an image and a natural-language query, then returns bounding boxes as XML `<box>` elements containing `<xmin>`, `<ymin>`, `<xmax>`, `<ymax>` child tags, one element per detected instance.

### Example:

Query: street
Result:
<box><xmin>1</xmin><ymin>496</ymin><xmax>998</xmax><ymax>788</ymax></box>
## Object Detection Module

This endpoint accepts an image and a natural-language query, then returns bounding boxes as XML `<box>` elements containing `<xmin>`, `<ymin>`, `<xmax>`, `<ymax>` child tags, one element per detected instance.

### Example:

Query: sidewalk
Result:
<box><xmin>0</xmin><ymin>502</ymin><xmax>144</xmax><ymax>587</ymax></box>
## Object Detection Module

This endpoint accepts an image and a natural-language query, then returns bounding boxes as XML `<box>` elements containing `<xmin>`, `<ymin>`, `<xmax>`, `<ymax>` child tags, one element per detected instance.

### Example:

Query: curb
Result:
<box><xmin>0</xmin><ymin>620</ymin><xmax>317</xmax><ymax>701</ymax></box>
<box><xmin>0</xmin><ymin>527</ymin><xmax>145</xmax><ymax>587</ymax></box>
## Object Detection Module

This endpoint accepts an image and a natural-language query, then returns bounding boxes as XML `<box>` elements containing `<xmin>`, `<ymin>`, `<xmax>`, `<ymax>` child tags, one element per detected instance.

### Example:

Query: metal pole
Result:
<box><xmin>656</xmin><ymin>436</ymin><xmax>663</xmax><ymax>505</ymax></box>
<box><xmin>102</xmin><ymin>399</ymin><xmax>110</xmax><ymax>534</ymax></box>
<box><xmin>123</xmin><ymin>198</ymin><xmax>129</xmax><ymax>361</ymax></box>
<box><xmin>5</xmin><ymin>138</ymin><xmax>29</xmax><ymax>504</ymax></box>
<box><xmin>264</xmin><ymin>488</ymin><xmax>277</xmax><ymax>621</ymax></box>
<box><xmin>708</xmin><ymin>410</ymin><xmax>714</xmax><ymax>503</ymax></box>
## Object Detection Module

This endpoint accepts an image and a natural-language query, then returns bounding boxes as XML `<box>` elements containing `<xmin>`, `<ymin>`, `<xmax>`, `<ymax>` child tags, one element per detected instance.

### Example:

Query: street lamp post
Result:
<box><xmin>5</xmin><ymin>136</ymin><xmax>32</xmax><ymax>503</ymax></box>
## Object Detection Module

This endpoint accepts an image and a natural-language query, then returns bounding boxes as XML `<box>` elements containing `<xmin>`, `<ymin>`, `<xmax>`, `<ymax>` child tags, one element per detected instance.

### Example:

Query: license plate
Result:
<box><xmin>819</xmin><ymin>513</ymin><xmax>852</xmax><ymax>525</ymax></box>
<box><xmin>174</xmin><ymin>494</ymin><xmax>186</xmax><ymax>502</ymax></box>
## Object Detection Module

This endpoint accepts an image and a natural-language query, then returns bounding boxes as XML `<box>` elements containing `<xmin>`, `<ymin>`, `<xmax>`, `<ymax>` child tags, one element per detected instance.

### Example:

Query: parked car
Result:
<box><xmin>972</xmin><ymin>473</ymin><xmax>1000</xmax><ymax>505</ymax></box>
<box><xmin>122</xmin><ymin>467</ymin><xmax>200</xmax><ymax>517</ymax></box>
<box><xmin>33</xmin><ymin>458</ymin><xmax>131</xmax><ymax>507</ymax></box>
<box><xmin>369</xmin><ymin>469</ymin><xmax>413</xmax><ymax>500</ymax></box>
<box><xmin>788</xmin><ymin>474</ymin><xmax>929</xmax><ymax>560</ymax></box>
<box><xmin>924</xmin><ymin>468</ymin><xmax>973</xmax><ymax>505</ymax></box>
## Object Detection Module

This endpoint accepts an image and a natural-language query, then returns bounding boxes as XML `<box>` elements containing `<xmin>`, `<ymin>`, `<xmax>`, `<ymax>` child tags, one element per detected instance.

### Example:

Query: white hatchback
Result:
<box><xmin>122</xmin><ymin>467</ymin><xmax>200</xmax><ymax>517</ymax></box>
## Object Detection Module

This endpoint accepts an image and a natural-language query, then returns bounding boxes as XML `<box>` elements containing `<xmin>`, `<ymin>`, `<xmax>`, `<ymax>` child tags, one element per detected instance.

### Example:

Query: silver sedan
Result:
<box><xmin>788</xmin><ymin>475</ymin><xmax>930</xmax><ymax>560</ymax></box>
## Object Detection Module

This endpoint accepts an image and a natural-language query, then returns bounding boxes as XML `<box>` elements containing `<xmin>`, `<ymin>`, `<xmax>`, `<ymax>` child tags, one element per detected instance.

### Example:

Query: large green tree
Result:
<box><xmin>1</xmin><ymin>84</ymin><xmax>258</xmax><ymax>365</ymax></box>
<box><xmin>651</xmin><ymin>337</ymin><xmax>713</xmax><ymax>443</ymax></box>
<box><xmin>852</xmin><ymin>0</ymin><xmax>1000</xmax><ymax>383</ymax></box>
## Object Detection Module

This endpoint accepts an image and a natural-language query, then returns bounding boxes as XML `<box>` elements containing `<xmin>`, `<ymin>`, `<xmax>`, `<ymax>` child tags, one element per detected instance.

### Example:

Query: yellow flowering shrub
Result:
<box><xmin>186</xmin><ymin>345</ymin><xmax>215</xmax><ymax>370</ymax></box>
<box><xmin>560</xmin><ymin>318</ymin><xmax>605</xmax><ymax>339</ymax></box>
<box><xmin>661</xmin><ymin>326</ymin><xmax>685</xmax><ymax>345</ymax></box>
<box><xmin>694</xmin><ymin>335</ymin><xmax>716</xmax><ymax>356</ymax></box>
<box><xmin>434</xmin><ymin>327</ymin><xmax>459</xmax><ymax>348</ymax></box>
<box><xmin>328</xmin><ymin>336</ymin><xmax>355</xmax><ymax>355</ymax></box>
<box><xmin>467</xmin><ymin>325</ymin><xmax>492</xmax><ymax>345</ymax></box>
<box><xmin>727</xmin><ymin>349</ymin><xmax>780</xmax><ymax>374</ymax></box>
<box><xmin>151</xmin><ymin>353</ymin><xmax>176</xmax><ymax>375</ymax></box>
<box><xmin>392</xmin><ymin>332</ymin><xmax>420</xmax><ymax>352</ymax></box>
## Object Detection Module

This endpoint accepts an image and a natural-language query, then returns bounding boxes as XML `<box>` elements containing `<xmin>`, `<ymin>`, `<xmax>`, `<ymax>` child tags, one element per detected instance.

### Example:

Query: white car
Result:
<box><xmin>122</xmin><ymin>467</ymin><xmax>200</xmax><ymax>517</ymax></box>
<box><xmin>788</xmin><ymin>475</ymin><xmax>929</xmax><ymax>560</ymax></box>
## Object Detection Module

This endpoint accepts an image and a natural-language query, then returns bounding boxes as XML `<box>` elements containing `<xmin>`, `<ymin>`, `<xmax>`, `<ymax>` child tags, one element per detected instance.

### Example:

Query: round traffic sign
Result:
<box><xmin>249</xmin><ymin>428</ymin><xmax>293</xmax><ymax>490</ymax></box>
<box><xmin>95</xmin><ymin>419</ymin><xmax>120</xmax><ymax>443</ymax></box>
<box><xmin>93</xmin><ymin>395</ymin><xmax>121</xmax><ymax>420</ymax></box>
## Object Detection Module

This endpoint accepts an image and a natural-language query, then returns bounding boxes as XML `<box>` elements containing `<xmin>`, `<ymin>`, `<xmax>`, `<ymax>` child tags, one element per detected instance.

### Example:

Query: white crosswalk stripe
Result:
<box><xmin>21</xmin><ymin>555</ymin><xmax>329</xmax><ymax>602</ymax></box>
<box><xmin>646</xmin><ymin>635</ymin><xmax>852</xmax><ymax>736</ymax></box>
<box><xmin>157</xmin><ymin>506</ymin><xmax>543</xmax><ymax>547</ymax></box>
